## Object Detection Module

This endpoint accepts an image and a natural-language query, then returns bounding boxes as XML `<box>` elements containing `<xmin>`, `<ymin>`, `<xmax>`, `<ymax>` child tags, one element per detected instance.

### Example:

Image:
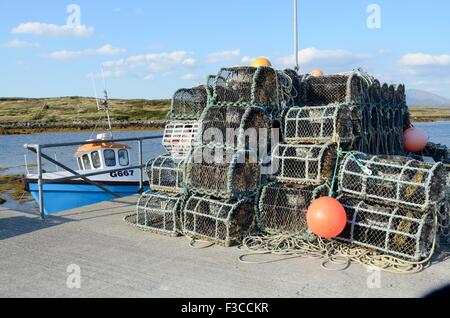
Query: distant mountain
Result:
<box><xmin>406</xmin><ymin>89</ymin><xmax>450</xmax><ymax>108</ymax></box>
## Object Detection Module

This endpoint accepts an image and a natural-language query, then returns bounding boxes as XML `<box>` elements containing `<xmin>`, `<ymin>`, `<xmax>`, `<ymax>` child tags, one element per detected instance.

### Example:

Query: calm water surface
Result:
<box><xmin>0</xmin><ymin>122</ymin><xmax>448</xmax><ymax>213</ymax></box>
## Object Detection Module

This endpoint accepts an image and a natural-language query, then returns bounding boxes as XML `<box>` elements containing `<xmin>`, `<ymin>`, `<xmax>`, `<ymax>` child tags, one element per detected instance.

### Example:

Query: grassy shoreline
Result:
<box><xmin>1</xmin><ymin>97</ymin><xmax>450</xmax><ymax>135</ymax></box>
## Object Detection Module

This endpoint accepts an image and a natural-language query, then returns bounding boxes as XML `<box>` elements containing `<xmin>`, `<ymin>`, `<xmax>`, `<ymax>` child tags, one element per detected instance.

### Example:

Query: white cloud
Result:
<box><xmin>89</xmin><ymin>70</ymin><xmax>126</xmax><ymax>79</ymax></box>
<box><xmin>143</xmin><ymin>74</ymin><xmax>155</xmax><ymax>81</ymax></box>
<box><xmin>113</xmin><ymin>8</ymin><xmax>122</xmax><ymax>13</ymax></box>
<box><xmin>12</xmin><ymin>22</ymin><xmax>94</xmax><ymax>38</ymax></box>
<box><xmin>102</xmin><ymin>59</ymin><xmax>126</xmax><ymax>68</ymax></box>
<box><xmin>241</xmin><ymin>56</ymin><xmax>253</xmax><ymax>64</ymax></box>
<box><xmin>103</xmin><ymin>51</ymin><xmax>196</xmax><ymax>72</ymax></box>
<box><xmin>399</xmin><ymin>53</ymin><xmax>450</xmax><ymax>66</ymax></box>
<box><xmin>277</xmin><ymin>47</ymin><xmax>370</xmax><ymax>71</ymax></box>
<box><xmin>182</xmin><ymin>58</ymin><xmax>197</xmax><ymax>66</ymax></box>
<box><xmin>207</xmin><ymin>49</ymin><xmax>241</xmax><ymax>63</ymax></box>
<box><xmin>135</xmin><ymin>8</ymin><xmax>144</xmax><ymax>15</ymax></box>
<box><xmin>45</xmin><ymin>44</ymin><xmax>126</xmax><ymax>60</ymax></box>
<box><xmin>181</xmin><ymin>73</ymin><xmax>200</xmax><ymax>81</ymax></box>
<box><xmin>3</xmin><ymin>39</ymin><xmax>40</xmax><ymax>48</ymax></box>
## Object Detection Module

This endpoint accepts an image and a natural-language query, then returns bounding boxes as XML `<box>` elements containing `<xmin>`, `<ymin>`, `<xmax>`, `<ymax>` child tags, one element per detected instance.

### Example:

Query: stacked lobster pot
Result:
<box><xmin>299</xmin><ymin>71</ymin><xmax>408</xmax><ymax>155</ymax></box>
<box><xmin>182</xmin><ymin>66</ymin><xmax>285</xmax><ymax>246</ymax></box>
<box><xmin>128</xmin><ymin>85</ymin><xmax>209</xmax><ymax>236</ymax></box>
<box><xmin>336</xmin><ymin>152</ymin><xmax>448</xmax><ymax>261</ymax></box>
<box><xmin>257</xmin><ymin>71</ymin><xmax>375</xmax><ymax>238</ymax></box>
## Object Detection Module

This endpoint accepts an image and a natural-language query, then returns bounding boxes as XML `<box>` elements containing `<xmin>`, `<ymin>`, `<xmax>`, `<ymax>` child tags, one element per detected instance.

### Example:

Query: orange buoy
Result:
<box><xmin>306</xmin><ymin>197</ymin><xmax>347</xmax><ymax>239</ymax></box>
<box><xmin>403</xmin><ymin>127</ymin><xmax>428</xmax><ymax>153</ymax></box>
<box><xmin>251</xmin><ymin>57</ymin><xmax>272</xmax><ymax>67</ymax></box>
<box><xmin>311</xmin><ymin>69</ymin><xmax>324</xmax><ymax>77</ymax></box>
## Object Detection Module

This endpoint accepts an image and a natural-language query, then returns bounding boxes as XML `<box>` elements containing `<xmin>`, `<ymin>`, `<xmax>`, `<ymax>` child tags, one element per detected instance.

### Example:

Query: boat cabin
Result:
<box><xmin>75</xmin><ymin>141</ymin><xmax>131</xmax><ymax>171</ymax></box>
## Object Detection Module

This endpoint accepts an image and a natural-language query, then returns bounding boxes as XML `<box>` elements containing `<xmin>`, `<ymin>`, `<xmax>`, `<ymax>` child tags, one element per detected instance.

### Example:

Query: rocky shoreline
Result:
<box><xmin>0</xmin><ymin>120</ymin><xmax>167</xmax><ymax>135</ymax></box>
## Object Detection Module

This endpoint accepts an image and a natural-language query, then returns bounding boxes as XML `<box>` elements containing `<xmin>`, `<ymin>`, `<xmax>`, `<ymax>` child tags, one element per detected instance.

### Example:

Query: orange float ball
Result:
<box><xmin>306</xmin><ymin>197</ymin><xmax>347</xmax><ymax>239</ymax></box>
<box><xmin>251</xmin><ymin>57</ymin><xmax>272</xmax><ymax>67</ymax></box>
<box><xmin>311</xmin><ymin>69</ymin><xmax>324</xmax><ymax>77</ymax></box>
<box><xmin>403</xmin><ymin>127</ymin><xmax>428</xmax><ymax>153</ymax></box>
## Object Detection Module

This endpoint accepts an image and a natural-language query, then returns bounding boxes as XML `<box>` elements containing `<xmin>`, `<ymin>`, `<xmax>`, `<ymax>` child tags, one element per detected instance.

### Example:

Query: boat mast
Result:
<box><xmin>101</xmin><ymin>68</ymin><xmax>113</xmax><ymax>137</ymax></box>
<box><xmin>294</xmin><ymin>0</ymin><xmax>299</xmax><ymax>73</ymax></box>
<box><xmin>91</xmin><ymin>70</ymin><xmax>113</xmax><ymax>139</ymax></box>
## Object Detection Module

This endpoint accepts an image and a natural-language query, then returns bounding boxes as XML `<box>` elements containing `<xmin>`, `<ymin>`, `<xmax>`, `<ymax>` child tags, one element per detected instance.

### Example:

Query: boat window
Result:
<box><xmin>77</xmin><ymin>157</ymin><xmax>83</xmax><ymax>170</ymax></box>
<box><xmin>118</xmin><ymin>149</ymin><xmax>129</xmax><ymax>166</ymax></box>
<box><xmin>91</xmin><ymin>151</ymin><xmax>101</xmax><ymax>169</ymax></box>
<box><xmin>104</xmin><ymin>149</ymin><xmax>116</xmax><ymax>167</ymax></box>
<box><xmin>82</xmin><ymin>154</ymin><xmax>92</xmax><ymax>170</ymax></box>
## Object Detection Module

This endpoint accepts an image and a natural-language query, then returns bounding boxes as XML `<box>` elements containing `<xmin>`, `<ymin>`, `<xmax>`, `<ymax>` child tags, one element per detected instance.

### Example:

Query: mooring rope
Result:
<box><xmin>238</xmin><ymin>210</ymin><xmax>440</xmax><ymax>274</ymax></box>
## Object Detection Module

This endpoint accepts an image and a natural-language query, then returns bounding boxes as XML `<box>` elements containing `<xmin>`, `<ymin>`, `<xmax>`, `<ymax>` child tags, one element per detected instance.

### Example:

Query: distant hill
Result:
<box><xmin>406</xmin><ymin>89</ymin><xmax>450</xmax><ymax>108</ymax></box>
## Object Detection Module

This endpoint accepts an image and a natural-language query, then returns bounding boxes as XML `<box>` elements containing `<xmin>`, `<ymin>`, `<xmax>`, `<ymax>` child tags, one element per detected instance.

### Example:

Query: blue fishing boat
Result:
<box><xmin>24</xmin><ymin>133</ymin><xmax>148</xmax><ymax>214</ymax></box>
<box><xmin>23</xmin><ymin>79</ymin><xmax>150</xmax><ymax>214</ymax></box>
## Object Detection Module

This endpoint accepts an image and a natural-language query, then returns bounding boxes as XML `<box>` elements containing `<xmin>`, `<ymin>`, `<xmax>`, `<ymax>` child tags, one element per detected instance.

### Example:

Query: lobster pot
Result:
<box><xmin>284</xmin><ymin>104</ymin><xmax>361</xmax><ymax>144</ymax></box>
<box><xmin>282</xmin><ymin>69</ymin><xmax>303</xmax><ymax>107</ymax></box>
<box><xmin>212</xmin><ymin>66</ymin><xmax>280</xmax><ymax>111</ymax></box>
<box><xmin>199</xmin><ymin>105</ymin><xmax>272</xmax><ymax>155</ymax></box>
<box><xmin>423</xmin><ymin>142</ymin><xmax>450</xmax><ymax>163</ymax></box>
<box><xmin>338</xmin><ymin>153</ymin><xmax>448</xmax><ymax>210</ymax></box>
<box><xmin>185</xmin><ymin>146</ymin><xmax>261</xmax><ymax>199</ymax></box>
<box><xmin>258</xmin><ymin>183</ymin><xmax>325</xmax><ymax>237</ymax></box>
<box><xmin>162</xmin><ymin>121</ymin><xmax>199</xmax><ymax>160</ymax></box>
<box><xmin>336</xmin><ymin>195</ymin><xmax>436</xmax><ymax>261</ymax></box>
<box><xmin>145</xmin><ymin>155</ymin><xmax>184</xmax><ymax>193</ymax></box>
<box><xmin>168</xmin><ymin>86</ymin><xmax>208</xmax><ymax>120</ymax></box>
<box><xmin>395</xmin><ymin>84</ymin><xmax>406</xmax><ymax>106</ymax></box>
<box><xmin>273</xmin><ymin>143</ymin><xmax>337</xmax><ymax>185</ymax></box>
<box><xmin>183</xmin><ymin>195</ymin><xmax>255</xmax><ymax>246</ymax></box>
<box><xmin>368</xmin><ymin>80</ymin><xmax>381</xmax><ymax>107</ymax></box>
<box><xmin>303</xmin><ymin>71</ymin><xmax>372</xmax><ymax>106</ymax></box>
<box><xmin>380</xmin><ymin>83</ymin><xmax>390</xmax><ymax>105</ymax></box>
<box><xmin>127</xmin><ymin>191</ymin><xmax>183</xmax><ymax>236</ymax></box>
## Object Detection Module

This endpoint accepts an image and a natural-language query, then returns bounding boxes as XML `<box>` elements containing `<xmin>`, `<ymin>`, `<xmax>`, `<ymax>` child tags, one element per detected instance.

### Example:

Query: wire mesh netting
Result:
<box><xmin>145</xmin><ymin>155</ymin><xmax>185</xmax><ymax>193</ymax></box>
<box><xmin>199</xmin><ymin>105</ymin><xmax>272</xmax><ymax>155</ymax></box>
<box><xmin>284</xmin><ymin>104</ymin><xmax>361</xmax><ymax>145</ymax></box>
<box><xmin>273</xmin><ymin>143</ymin><xmax>337</xmax><ymax>185</ymax></box>
<box><xmin>212</xmin><ymin>66</ymin><xmax>280</xmax><ymax>111</ymax></box>
<box><xmin>185</xmin><ymin>145</ymin><xmax>261</xmax><ymax>199</ymax></box>
<box><xmin>336</xmin><ymin>195</ymin><xmax>437</xmax><ymax>261</ymax></box>
<box><xmin>183</xmin><ymin>194</ymin><xmax>255</xmax><ymax>246</ymax></box>
<box><xmin>127</xmin><ymin>191</ymin><xmax>183</xmax><ymax>236</ymax></box>
<box><xmin>302</xmin><ymin>71</ymin><xmax>372</xmax><ymax>106</ymax></box>
<box><xmin>280</xmin><ymin>69</ymin><xmax>301</xmax><ymax>107</ymax></box>
<box><xmin>338</xmin><ymin>153</ymin><xmax>447</xmax><ymax>210</ymax></box>
<box><xmin>258</xmin><ymin>182</ymin><xmax>326</xmax><ymax>238</ymax></box>
<box><xmin>422</xmin><ymin>142</ymin><xmax>450</xmax><ymax>164</ymax></box>
<box><xmin>162</xmin><ymin>121</ymin><xmax>199</xmax><ymax>160</ymax></box>
<box><xmin>169</xmin><ymin>86</ymin><xmax>208</xmax><ymax>120</ymax></box>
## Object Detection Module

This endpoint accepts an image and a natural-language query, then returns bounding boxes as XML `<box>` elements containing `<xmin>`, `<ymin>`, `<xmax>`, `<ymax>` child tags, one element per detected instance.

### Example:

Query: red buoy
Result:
<box><xmin>307</xmin><ymin>197</ymin><xmax>347</xmax><ymax>239</ymax></box>
<box><xmin>403</xmin><ymin>127</ymin><xmax>428</xmax><ymax>153</ymax></box>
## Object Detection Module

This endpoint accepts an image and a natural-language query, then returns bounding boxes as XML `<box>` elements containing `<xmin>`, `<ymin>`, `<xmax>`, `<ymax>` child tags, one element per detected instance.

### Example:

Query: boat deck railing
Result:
<box><xmin>24</xmin><ymin>135</ymin><xmax>163</xmax><ymax>220</ymax></box>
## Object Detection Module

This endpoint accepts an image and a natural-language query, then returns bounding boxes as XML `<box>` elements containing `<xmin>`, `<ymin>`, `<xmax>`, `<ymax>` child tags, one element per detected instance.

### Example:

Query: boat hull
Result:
<box><xmin>26</xmin><ymin>181</ymin><xmax>148</xmax><ymax>214</ymax></box>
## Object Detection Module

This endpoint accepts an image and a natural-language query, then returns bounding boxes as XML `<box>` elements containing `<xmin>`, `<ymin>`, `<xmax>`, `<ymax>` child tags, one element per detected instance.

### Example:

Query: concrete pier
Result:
<box><xmin>0</xmin><ymin>196</ymin><xmax>449</xmax><ymax>298</ymax></box>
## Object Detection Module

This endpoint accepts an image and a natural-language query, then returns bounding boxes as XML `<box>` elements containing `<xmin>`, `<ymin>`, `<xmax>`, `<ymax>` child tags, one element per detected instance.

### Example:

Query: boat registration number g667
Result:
<box><xmin>110</xmin><ymin>170</ymin><xmax>134</xmax><ymax>178</ymax></box>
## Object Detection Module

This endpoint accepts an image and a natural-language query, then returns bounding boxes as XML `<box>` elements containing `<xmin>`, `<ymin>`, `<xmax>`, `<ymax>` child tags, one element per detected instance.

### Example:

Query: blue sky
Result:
<box><xmin>1</xmin><ymin>0</ymin><xmax>450</xmax><ymax>99</ymax></box>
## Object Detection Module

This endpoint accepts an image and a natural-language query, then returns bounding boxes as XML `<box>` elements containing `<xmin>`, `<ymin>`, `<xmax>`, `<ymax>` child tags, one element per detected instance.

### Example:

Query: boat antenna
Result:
<box><xmin>90</xmin><ymin>71</ymin><xmax>113</xmax><ymax>139</ymax></box>
<box><xmin>294</xmin><ymin>0</ymin><xmax>299</xmax><ymax>73</ymax></box>
<box><xmin>100</xmin><ymin>67</ymin><xmax>113</xmax><ymax>138</ymax></box>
